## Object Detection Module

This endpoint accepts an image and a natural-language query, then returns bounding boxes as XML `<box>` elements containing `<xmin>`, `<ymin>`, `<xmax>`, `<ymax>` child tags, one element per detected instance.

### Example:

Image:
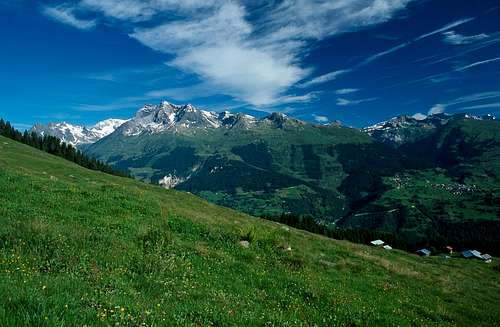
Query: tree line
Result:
<box><xmin>0</xmin><ymin>118</ymin><xmax>130</xmax><ymax>178</ymax></box>
<box><xmin>262</xmin><ymin>212</ymin><xmax>500</xmax><ymax>256</ymax></box>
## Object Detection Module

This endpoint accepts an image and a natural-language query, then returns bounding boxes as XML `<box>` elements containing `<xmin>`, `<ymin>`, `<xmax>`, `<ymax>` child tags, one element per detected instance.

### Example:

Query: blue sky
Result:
<box><xmin>1</xmin><ymin>0</ymin><xmax>499</xmax><ymax>129</ymax></box>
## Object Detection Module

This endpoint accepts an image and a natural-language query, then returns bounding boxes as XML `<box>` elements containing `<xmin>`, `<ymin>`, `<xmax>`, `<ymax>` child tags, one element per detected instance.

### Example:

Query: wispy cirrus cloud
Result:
<box><xmin>447</xmin><ymin>91</ymin><xmax>500</xmax><ymax>106</ymax></box>
<box><xmin>363</xmin><ymin>17</ymin><xmax>475</xmax><ymax>62</ymax></box>
<box><xmin>455</xmin><ymin>57</ymin><xmax>500</xmax><ymax>71</ymax></box>
<box><xmin>414</xmin><ymin>17</ymin><xmax>475</xmax><ymax>41</ymax></box>
<box><xmin>298</xmin><ymin>70</ymin><xmax>351</xmax><ymax>88</ymax></box>
<box><xmin>336</xmin><ymin>88</ymin><xmax>359</xmax><ymax>95</ymax></box>
<box><xmin>442</xmin><ymin>30</ymin><xmax>488</xmax><ymax>45</ymax></box>
<box><xmin>422</xmin><ymin>32</ymin><xmax>500</xmax><ymax>67</ymax></box>
<box><xmin>130</xmin><ymin>2</ymin><xmax>308</xmax><ymax>106</ymax></box>
<box><xmin>274</xmin><ymin>92</ymin><xmax>320</xmax><ymax>105</ymax></box>
<box><xmin>301</xmin><ymin>17</ymin><xmax>475</xmax><ymax>86</ymax></box>
<box><xmin>42</xmin><ymin>0</ymin><xmax>415</xmax><ymax>107</ymax></box>
<box><xmin>358</xmin><ymin>41</ymin><xmax>411</xmax><ymax>66</ymax></box>
<box><xmin>79</xmin><ymin>0</ymin><xmax>218</xmax><ymax>22</ymax></box>
<box><xmin>429</xmin><ymin>91</ymin><xmax>500</xmax><ymax>114</ymax></box>
<box><xmin>459</xmin><ymin>102</ymin><xmax>500</xmax><ymax>110</ymax></box>
<box><xmin>261</xmin><ymin>0</ymin><xmax>414</xmax><ymax>42</ymax></box>
<box><xmin>337</xmin><ymin>97</ymin><xmax>377</xmax><ymax>106</ymax></box>
<box><xmin>43</xmin><ymin>5</ymin><xmax>96</xmax><ymax>30</ymax></box>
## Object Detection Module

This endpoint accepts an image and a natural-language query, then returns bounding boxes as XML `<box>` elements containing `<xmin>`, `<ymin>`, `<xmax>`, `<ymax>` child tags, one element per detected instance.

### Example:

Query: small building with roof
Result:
<box><xmin>370</xmin><ymin>239</ymin><xmax>384</xmax><ymax>246</ymax></box>
<box><xmin>462</xmin><ymin>250</ymin><xmax>483</xmax><ymax>260</ymax></box>
<box><xmin>416</xmin><ymin>249</ymin><xmax>431</xmax><ymax>256</ymax></box>
<box><xmin>482</xmin><ymin>254</ymin><xmax>492</xmax><ymax>262</ymax></box>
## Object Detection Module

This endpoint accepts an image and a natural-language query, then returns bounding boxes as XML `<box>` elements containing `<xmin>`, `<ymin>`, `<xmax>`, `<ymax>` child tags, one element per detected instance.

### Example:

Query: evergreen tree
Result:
<box><xmin>0</xmin><ymin>117</ymin><xmax>130</xmax><ymax>178</ymax></box>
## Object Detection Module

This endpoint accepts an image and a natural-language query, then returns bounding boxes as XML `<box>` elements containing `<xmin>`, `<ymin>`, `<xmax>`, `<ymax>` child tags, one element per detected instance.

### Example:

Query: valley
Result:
<box><xmin>0</xmin><ymin>135</ymin><xmax>499</xmax><ymax>325</ymax></box>
<box><xmin>33</xmin><ymin>103</ymin><xmax>500</xmax><ymax>253</ymax></box>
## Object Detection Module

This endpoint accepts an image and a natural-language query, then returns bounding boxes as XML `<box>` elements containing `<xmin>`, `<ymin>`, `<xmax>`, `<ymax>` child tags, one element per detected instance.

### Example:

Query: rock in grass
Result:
<box><xmin>239</xmin><ymin>240</ymin><xmax>250</xmax><ymax>248</ymax></box>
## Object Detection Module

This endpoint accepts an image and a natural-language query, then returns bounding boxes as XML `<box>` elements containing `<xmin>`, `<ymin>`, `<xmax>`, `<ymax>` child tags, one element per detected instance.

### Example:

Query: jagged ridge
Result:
<box><xmin>30</xmin><ymin>118</ymin><xmax>128</xmax><ymax>146</ymax></box>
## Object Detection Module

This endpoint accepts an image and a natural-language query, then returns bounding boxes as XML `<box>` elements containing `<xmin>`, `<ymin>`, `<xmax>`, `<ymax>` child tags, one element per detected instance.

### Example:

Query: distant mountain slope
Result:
<box><xmin>363</xmin><ymin>113</ymin><xmax>496</xmax><ymax>147</ymax></box>
<box><xmin>85</xmin><ymin>102</ymin><xmax>370</xmax><ymax>220</ymax></box>
<box><xmin>339</xmin><ymin>117</ymin><xmax>500</xmax><ymax>252</ymax></box>
<box><xmin>31</xmin><ymin>118</ymin><xmax>128</xmax><ymax>146</ymax></box>
<box><xmin>41</xmin><ymin>102</ymin><xmax>500</xmax><ymax>249</ymax></box>
<box><xmin>1</xmin><ymin>135</ymin><xmax>499</xmax><ymax>326</ymax></box>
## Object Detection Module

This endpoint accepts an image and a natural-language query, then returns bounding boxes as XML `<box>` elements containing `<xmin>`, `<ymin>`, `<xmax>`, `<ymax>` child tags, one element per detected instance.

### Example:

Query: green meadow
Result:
<box><xmin>0</xmin><ymin>136</ymin><xmax>499</xmax><ymax>326</ymax></box>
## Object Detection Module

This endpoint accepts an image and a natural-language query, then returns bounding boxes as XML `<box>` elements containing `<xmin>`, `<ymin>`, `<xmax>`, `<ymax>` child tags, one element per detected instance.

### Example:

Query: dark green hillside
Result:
<box><xmin>85</xmin><ymin>114</ymin><xmax>500</xmax><ymax>252</ymax></box>
<box><xmin>87</xmin><ymin>118</ymin><xmax>371</xmax><ymax>219</ymax></box>
<box><xmin>338</xmin><ymin>119</ymin><xmax>500</xmax><ymax>253</ymax></box>
<box><xmin>1</xmin><ymin>136</ymin><xmax>500</xmax><ymax>326</ymax></box>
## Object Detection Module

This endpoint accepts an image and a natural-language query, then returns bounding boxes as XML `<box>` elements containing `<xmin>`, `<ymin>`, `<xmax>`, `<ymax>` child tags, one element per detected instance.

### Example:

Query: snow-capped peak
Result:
<box><xmin>362</xmin><ymin>112</ymin><xmax>496</xmax><ymax>147</ymax></box>
<box><xmin>30</xmin><ymin>118</ymin><xmax>128</xmax><ymax>147</ymax></box>
<box><xmin>89</xmin><ymin>119</ymin><xmax>130</xmax><ymax>139</ymax></box>
<box><xmin>118</xmin><ymin>101</ymin><xmax>256</xmax><ymax>136</ymax></box>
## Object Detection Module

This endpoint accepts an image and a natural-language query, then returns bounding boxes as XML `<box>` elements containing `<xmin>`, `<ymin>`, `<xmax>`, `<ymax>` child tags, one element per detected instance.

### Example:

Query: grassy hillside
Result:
<box><xmin>1</xmin><ymin>136</ymin><xmax>499</xmax><ymax>326</ymax></box>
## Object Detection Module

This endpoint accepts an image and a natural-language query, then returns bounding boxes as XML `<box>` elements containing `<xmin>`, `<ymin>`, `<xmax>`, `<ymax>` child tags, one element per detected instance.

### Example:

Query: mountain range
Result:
<box><xmin>30</xmin><ymin>118</ymin><xmax>129</xmax><ymax>146</ymax></box>
<box><xmin>31</xmin><ymin>102</ymin><xmax>500</xmax><ymax>251</ymax></box>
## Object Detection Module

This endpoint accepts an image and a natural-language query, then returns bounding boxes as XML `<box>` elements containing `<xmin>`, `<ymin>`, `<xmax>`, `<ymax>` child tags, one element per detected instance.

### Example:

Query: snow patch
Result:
<box><xmin>158</xmin><ymin>174</ymin><xmax>184</xmax><ymax>189</ymax></box>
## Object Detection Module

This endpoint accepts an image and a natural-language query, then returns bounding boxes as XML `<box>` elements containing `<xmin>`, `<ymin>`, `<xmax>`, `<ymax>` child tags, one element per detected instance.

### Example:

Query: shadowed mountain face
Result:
<box><xmin>36</xmin><ymin>103</ymin><xmax>499</xmax><ymax>248</ymax></box>
<box><xmin>338</xmin><ymin>117</ymin><xmax>500</xmax><ymax>251</ymax></box>
<box><xmin>85</xmin><ymin>102</ymin><xmax>370</xmax><ymax>220</ymax></box>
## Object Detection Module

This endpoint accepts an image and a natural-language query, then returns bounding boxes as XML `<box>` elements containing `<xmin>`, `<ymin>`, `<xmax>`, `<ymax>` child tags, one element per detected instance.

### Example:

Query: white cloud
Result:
<box><xmin>267</xmin><ymin>0</ymin><xmax>415</xmax><ymax>88</ymax></box>
<box><xmin>299</xmin><ymin>70</ymin><xmax>351</xmax><ymax>88</ymax></box>
<box><xmin>80</xmin><ymin>0</ymin><xmax>154</xmax><ymax>21</ymax></box>
<box><xmin>353</xmin><ymin>17</ymin><xmax>475</xmax><ymax>68</ymax></box>
<box><xmin>414</xmin><ymin>18</ymin><xmax>474</xmax><ymax>41</ymax></box>
<box><xmin>455</xmin><ymin>57</ymin><xmax>500</xmax><ymax>71</ymax></box>
<box><xmin>130</xmin><ymin>3</ymin><xmax>251</xmax><ymax>50</ymax></box>
<box><xmin>442</xmin><ymin>31</ymin><xmax>488</xmax><ymax>45</ymax></box>
<box><xmin>460</xmin><ymin>102</ymin><xmax>500</xmax><ymax>110</ymax></box>
<box><xmin>43</xmin><ymin>5</ymin><xmax>96</xmax><ymax>30</ymax></box>
<box><xmin>422</xmin><ymin>32</ymin><xmax>500</xmax><ymax>67</ymax></box>
<box><xmin>171</xmin><ymin>44</ymin><xmax>306</xmax><ymax>106</ymax></box>
<box><xmin>130</xmin><ymin>2</ymin><xmax>307</xmax><ymax>106</ymax></box>
<box><xmin>428</xmin><ymin>91</ymin><xmax>500</xmax><ymax>115</ymax></box>
<box><xmin>80</xmin><ymin>0</ymin><xmax>218</xmax><ymax>22</ymax></box>
<box><xmin>412</xmin><ymin>113</ymin><xmax>427</xmax><ymax>120</ymax></box>
<box><xmin>450</xmin><ymin>91</ymin><xmax>500</xmax><ymax>105</ymax></box>
<box><xmin>130</xmin><ymin>0</ymin><xmax>415</xmax><ymax>105</ymax></box>
<box><xmin>336</xmin><ymin>88</ymin><xmax>359</xmax><ymax>95</ymax></box>
<box><xmin>337</xmin><ymin>97</ymin><xmax>377</xmax><ymax>106</ymax></box>
<box><xmin>263</xmin><ymin>0</ymin><xmax>414</xmax><ymax>42</ymax></box>
<box><xmin>312</xmin><ymin>114</ymin><xmax>329</xmax><ymax>123</ymax></box>
<box><xmin>428</xmin><ymin>104</ymin><xmax>445</xmax><ymax>115</ymax></box>
<box><xmin>44</xmin><ymin>0</ymin><xmax>415</xmax><ymax>107</ymax></box>
<box><xmin>360</xmin><ymin>41</ymin><xmax>411</xmax><ymax>66</ymax></box>
<box><xmin>275</xmin><ymin>92</ymin><xmax>320</xmax><ymax>105</ymax></box>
